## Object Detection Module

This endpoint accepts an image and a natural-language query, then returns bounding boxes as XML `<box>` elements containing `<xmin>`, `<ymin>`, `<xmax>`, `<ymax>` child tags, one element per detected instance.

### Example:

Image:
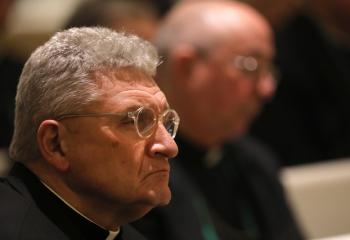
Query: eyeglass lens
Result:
<box><xmin>234</xmin><ymin>55</ymin><xmax>279</xmax><ymax>84</ymax></box>
<box><xmin>136</xmin><ymin>107</ymin><xmax>157</xmax><ymax>137</ymax></box>
<box><xmin>135</xmin><ymin>107</ymin><xmax>178</xmax><ymax>138</ymax></box>
<box><xmin>162</xmin><ymin>110</ymin><xmax>178</xmax><ymax>138</ymax></box>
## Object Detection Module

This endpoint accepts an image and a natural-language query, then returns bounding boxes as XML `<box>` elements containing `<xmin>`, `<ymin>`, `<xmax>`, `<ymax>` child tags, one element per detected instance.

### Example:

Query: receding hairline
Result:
<box><xmin>155</xmin><ymin>0</ymin><xmax>271</xmax><ymax>51</ymax></box>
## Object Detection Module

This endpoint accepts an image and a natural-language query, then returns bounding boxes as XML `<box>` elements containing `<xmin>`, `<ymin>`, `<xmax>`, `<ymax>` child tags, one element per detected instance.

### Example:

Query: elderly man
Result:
<box><xmin>133</xmin><ymin>1</ymin><xmax>303</xmax><ymax>240</ymax></box>
<box><xmin>0</xmin><ymin>27</ymin><xmax>179</xmax><ymax>240</ymax></box>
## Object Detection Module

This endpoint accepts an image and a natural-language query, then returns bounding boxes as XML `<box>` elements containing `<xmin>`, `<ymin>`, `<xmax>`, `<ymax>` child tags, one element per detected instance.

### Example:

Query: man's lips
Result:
<box><xmin>143</xmin><ymin>168</ymin><xmax>170</xmax><ymax>180</ymax></box>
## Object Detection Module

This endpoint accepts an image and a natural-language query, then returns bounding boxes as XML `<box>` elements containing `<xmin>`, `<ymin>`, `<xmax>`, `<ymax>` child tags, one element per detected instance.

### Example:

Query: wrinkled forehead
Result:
<box><xmin>89</xmin><ymin>66</ymin><xmax>168</xmax><ymax>111</ymax></box>
<box><xmin>92</xmin><ymin>66</ymin><xmax>156</xmax><ymax>89</ymax></box>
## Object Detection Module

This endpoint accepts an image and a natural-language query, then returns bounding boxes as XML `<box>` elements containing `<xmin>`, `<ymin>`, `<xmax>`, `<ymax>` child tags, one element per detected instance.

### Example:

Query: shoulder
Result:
<box><xmin>0</xmin><ymin>177</ymin><xmax>66</xmax><ymax>240</ymax></box>
<box><xmin>226</xmin><ymin>135</ymin><xmax>280</xmax><ymax>175</ymax></box>
<box><xmin>0</xmin><ymin>177</ymin><xmax>32</xmax><ymax>238</ymax></box>
<box><xmin>0</xmin><ymin>177</ymin><xmax>33</xmax><ymax>222</ymax></box>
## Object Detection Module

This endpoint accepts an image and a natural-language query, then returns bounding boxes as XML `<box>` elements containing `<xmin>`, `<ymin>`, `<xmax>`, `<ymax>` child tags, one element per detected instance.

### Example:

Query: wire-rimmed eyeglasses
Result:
<box><xmin>56</xmin><ymin>106</ymin><xmax>180</xmax><ymax>139</ymax></box>
<box><xmin>233</xmin><ymin>55</ymin><xmax>279</xmax><ymax>83</ymax></box>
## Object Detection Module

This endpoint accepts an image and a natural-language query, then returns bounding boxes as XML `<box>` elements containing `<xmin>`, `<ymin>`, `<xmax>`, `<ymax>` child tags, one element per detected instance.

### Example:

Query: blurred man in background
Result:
<box><xmin>133</xmin><ymin>1</ymin><xmax>304</xmax><ymax>240</ymax></box>
<box><xmin>64</xmin><ymin>0</ymin><xmax>160</xmax><ymax>42</ymax></box>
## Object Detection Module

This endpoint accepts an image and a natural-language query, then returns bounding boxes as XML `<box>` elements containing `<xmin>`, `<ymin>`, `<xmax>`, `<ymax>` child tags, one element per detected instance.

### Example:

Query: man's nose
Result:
<box><xmin>256</xmin><ymin>71</ymin><xmax>277</xmax><ymax>100</ymax></box>
<box><xmin>149</xmin><ymin>124</ymin><xmax>179</xmax><ymax>159</ymax></box>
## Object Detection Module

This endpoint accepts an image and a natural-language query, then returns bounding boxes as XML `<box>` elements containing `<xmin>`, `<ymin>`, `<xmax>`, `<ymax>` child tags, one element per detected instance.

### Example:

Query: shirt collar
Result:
<box><xmin>9</xmin><ymin>163</ymin><xmax>115</xmax><ymax>240</ymax></box>
<box><xmin>41</xmin><ymin>181</ymin><xmax>120</xmax><ymax>239</ymax></box>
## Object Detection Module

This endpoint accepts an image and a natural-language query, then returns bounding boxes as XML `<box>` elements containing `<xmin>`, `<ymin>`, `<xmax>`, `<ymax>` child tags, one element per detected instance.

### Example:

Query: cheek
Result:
<box><xmin>229</xmin><ymin>77</ymin><xmax>256</xmax><ymax>104</ymax></box>
<box><xmin>216</xmin><ymin>76</ymin><xmax>259</xmax><ymax>122</ymax></box>
<box><xmin>116</xmin><ymin>140</ymin><xmax>171</xmax><ymax>206</ymax></box>
<box><xmin>66</xmin><ymin>138</ymin><xmax>120</xmax><ymax>185</ymax></box>
<box><xmin>104</xmin><ymin>136</ymin><xmax>152</xmax><ymax>194</ymax></box>
<box><xmin>68</xmin><ymin>138</ymin><xmax>149</xmax><ymax>205</ymax></box>
<box><xmin>113</xmin><ymin>134</ymin><xmax>146</xmax><ymax>173</ymax></box>
<box><xmin>65</xmin><ymin>127</ymin><xmax>136</xmax><ymax>184</ymax></box>
<box><xmin>214</xmin><ymin>75</ymin><xmax>245</xmax><ymax>109</ymax></box>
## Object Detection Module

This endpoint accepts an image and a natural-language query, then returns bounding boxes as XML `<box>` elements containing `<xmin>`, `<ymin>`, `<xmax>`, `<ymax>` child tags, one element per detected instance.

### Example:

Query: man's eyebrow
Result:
<box><xmin>118</xmin><ymin>105</ymin><xmax>142</xmax><ymax>112</ymax></box>
<box><xmin>160</xmin><ymin>103</ymin><xmax>170</xmax><ymax>112</ymax></box>
<box><xmin>119</xmin><ymin>101</ymin><xmax>170</xmax><ymax>112</ymax></box>
<box><xmin>140</xmin><ymin>100</ymin><xmax>169</xmax><ymax>110</ymax></box>
<box><xmin>163</xmin><ymin>102</ymin><xmax>170</xmax><ymax>108</ymax></box>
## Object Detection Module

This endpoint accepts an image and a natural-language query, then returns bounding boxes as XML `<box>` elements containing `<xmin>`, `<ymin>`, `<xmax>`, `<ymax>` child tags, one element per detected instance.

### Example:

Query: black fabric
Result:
<box><xmin>133</xmin><ymin>135</ymin><xmax>304</xmax><ymax>240</ymax></box>
<box><xmin>0</xmin><ymin>162</ymin><xmax>146</xmax><ymax>240</ymax></box>
<box><xmin>251</xmin><ymin>13</ymin><xmax>350</xmax><ymax>166</ymax></box>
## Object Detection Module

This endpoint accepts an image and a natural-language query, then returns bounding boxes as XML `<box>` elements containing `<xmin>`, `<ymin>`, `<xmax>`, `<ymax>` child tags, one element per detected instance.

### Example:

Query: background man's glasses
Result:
<box><xmin>56</xmin><ymin>106</ymin><xmax>180</xmax><ymax>139</ymax></box>
<box><xmin>233</xmin><ymin>55</ymin><xmax>279</xmax><ymax>84</ymax></box>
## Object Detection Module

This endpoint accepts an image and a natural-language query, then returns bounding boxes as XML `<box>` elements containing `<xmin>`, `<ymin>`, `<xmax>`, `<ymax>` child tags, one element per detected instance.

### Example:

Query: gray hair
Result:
<box><xmin>9</xmin><ymin>26</ymin><xmax>160</xmax><ymax>162</ymax></box>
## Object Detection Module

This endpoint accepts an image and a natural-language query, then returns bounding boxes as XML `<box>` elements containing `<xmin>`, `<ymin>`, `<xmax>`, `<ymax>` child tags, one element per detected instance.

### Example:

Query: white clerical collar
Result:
<box><xmin>106</xmin><ymin>230</ymin><xmax>119</xmax><ymax>240</ymax></box>
<box><xmin>204</xmin><ymin>146</ymin><xmax>223</xmax><ymax>168</ymax></box>
<box><xmin>41</xmin><ymin>181</ymin><xmax>120</xmax><ymax>240</ymax></box>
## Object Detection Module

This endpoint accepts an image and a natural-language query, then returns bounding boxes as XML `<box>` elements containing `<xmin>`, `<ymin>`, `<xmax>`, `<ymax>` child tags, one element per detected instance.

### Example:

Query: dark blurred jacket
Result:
<box><xmin>133</xmin><ymin>135</ymin><xmax>304</xmax><ymax>240</ymax></box>
<box><xmin>0</xmin><ymin>163</ymin><xmax>147</xmax><ymax>240</ymax></box>
<box><xmin>251</xmin><ymin>13</ymin><xmax>350</xmax><ymax>166</ymax></box>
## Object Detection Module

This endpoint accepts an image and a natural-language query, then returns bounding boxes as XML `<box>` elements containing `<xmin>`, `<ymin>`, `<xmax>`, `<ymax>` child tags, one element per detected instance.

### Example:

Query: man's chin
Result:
<box><xmin>153</xmin><ymin>187</ymin><xmax>172</xmax><ymax>206</ymax></box>
<box><xmin>158</xmin><ymin>194</ymin><xmax>171</xmax><ymax>206</ymax></box>
<box><xmin>129</xmin><ymin>188</ymin><xmax>171</xmax><ymax>221</ymax></box>
<box><xmin>141</xmin><ymin>186</ymin><xmax>172</xmax><ymax>207</ymax></box>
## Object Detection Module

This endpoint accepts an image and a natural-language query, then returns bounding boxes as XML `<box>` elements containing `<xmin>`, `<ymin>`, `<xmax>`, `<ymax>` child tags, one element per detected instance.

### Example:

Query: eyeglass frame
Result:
<box><xmin>195</xmin><ymin>47</ymin><xmax>279</xmax><ymax>84</ymax></box>
<box><xmin>233</xmin><ymin>55</ymin><xmax>279</xmax><ymax>84</ymax></box>
<box><xmin>55</xmin><ymin>106</ymin><xmax>180</xmax><ymax>139</ymax></box>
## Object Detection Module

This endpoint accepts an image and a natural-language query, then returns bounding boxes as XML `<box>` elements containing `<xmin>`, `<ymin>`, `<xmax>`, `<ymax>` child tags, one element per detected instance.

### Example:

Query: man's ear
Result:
<box><xmin>37</xmin><ymin>120</ymin><xmax>69</xmax><ymax>171</ymax></box>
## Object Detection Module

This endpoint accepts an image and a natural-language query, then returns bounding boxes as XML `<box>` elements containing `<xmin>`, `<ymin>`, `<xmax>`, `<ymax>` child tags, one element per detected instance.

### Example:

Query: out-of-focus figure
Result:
<box><xmin>64</xmin><ymin>0</ymin><xmax>159</xmax><ymax>41</ymax></box>
<box><xmin>0</xmin><ymin>0</ymin><xmax>22</xmax><ymax>175</ymax></box>
<box><xmin>251</xmin><ymin>0</ymin><xmax>350</xmax><ymax>166</ymax></box>
<box><xmin>133</xmin><ymin>1</ymin><xmax>304</xmax><ymax>240</ymax></box>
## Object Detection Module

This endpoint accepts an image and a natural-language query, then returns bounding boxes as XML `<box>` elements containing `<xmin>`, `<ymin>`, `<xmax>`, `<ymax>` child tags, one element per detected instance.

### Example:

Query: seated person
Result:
<box><xmin>133</xmin><ymin>1</ymin><xmax>304</xmax><ymax>240</ymax></box>
<box><xmin>0</xmin><ymin>26</ymin><xmax>179</xmax><ymax>240</ymax></box>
